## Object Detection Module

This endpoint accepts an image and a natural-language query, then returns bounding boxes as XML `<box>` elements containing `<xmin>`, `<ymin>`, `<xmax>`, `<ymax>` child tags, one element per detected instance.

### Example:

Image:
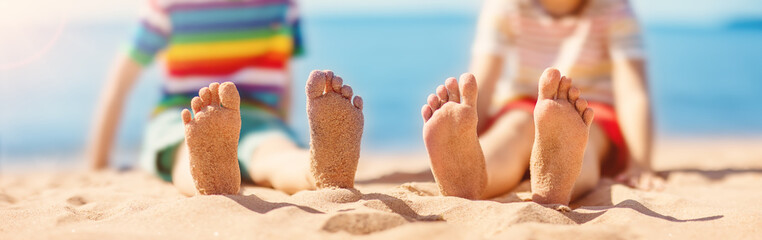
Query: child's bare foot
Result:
<box><xmin>306</xmin><ymin>70</ymin><xmax>364</xmax><ymax>189</ymax></box>
<box><xmin>421</xmin><ymin>74</ymin><xmax>487</xmax><ymax>199</ymax></box>
<box><xmin>530</xmin><ymin>68</ymin><xmax>594</xmax><ymax>205</ymax></box>
<box><xmin>181</xmin><ymin>82</ymin><xmax>242</xmax><ymax>195</ymax></box>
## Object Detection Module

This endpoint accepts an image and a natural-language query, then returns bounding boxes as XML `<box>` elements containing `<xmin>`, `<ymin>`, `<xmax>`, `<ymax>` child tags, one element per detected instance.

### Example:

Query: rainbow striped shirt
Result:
<box><xmin>473</xmin><ymin>0</ymin><xmax>643</xmax><ymax>106</ymax></box>
<box><xmin>129</xmin><ymin>0</ymin><xmax>303</xmax><ymax>117</ymax></box>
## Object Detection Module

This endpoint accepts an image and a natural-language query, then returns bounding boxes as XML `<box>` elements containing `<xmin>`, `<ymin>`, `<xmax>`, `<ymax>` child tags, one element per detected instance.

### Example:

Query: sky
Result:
<box><xmin>1</xmin><ymin>0</ymin><xmax>761</xmax><ymax>26</ymax></box>
<box><xmin>1</xmin><ymin>0</ymin><xmax>760</xmax><ymax>71</ymax></box>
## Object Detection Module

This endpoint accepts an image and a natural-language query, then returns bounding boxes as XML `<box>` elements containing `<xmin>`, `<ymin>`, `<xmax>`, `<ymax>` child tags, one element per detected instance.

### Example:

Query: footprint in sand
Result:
<box><xmin>530</xmin><ymin>68</ymin><xmax>594</xmax><ymax>205</ymax></box>
<box><xmin>0</xmin><ymin>193</ymin><xmax>16</xmax><ymax>205</ymax></box>
<box><xmin>182</xmin><ymin>82</ymin><xmax>242</xmax><ymax>195</ymax></box>
<box><xmin>66</xmin><ymin>196</ymin><xmax>87</xmax><ymax>206</ymax></box>
<box><xmin>290</xmin><ymin>187</ymin><xmax>362</xmax><ymax>204</ymax></box>
<box><xmin>322</xmin><ymin>212</ymin><xmax>408</xmax><ymax>235</ymax></box>
<box><xmin>306</xmin><ymin>70</ymin><xmax>364</xmax><ymax>189</ymax></box>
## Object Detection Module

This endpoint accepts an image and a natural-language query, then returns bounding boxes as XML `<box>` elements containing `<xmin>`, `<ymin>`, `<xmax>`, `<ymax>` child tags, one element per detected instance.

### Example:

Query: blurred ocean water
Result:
<box><xmin>1</xmin><ymin>15</ymin><xmax>761</xmax><ymax>165</ymax></box>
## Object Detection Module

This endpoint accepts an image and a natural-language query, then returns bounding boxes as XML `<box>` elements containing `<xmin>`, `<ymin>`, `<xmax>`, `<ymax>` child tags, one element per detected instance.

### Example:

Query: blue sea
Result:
<box><xmin>1</xmin><ymin>15</ymin><xmax>762</xmax><ymax>167</ymax></box>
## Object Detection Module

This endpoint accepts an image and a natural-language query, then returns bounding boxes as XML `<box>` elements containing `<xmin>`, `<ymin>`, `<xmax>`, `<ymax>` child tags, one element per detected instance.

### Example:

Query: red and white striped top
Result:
<box><xmin>473</xmin><ymin>0</ymin><xmax>644</xmax><ymax>105</ymax></box>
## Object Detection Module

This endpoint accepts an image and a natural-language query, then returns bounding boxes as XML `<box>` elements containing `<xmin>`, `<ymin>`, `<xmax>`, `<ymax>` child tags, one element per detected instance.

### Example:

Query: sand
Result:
<box><xmin>2</xmin><ymin>138</ymin><xmax>762</xmax><ymax>239</ymax></box>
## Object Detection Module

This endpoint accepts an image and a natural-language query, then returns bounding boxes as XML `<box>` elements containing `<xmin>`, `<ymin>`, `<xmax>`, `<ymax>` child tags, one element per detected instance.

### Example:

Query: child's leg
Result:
<box><xmin>247</xmin><ymin>136</ymin><xmax>315</xmax><ymax>195</ymax></box>
<box><xmin>179</xmin><ymin>82</ymin><xmax>243</xmax><ymax>195</ymax></box>
<box><xmin>570</xmin><ymin>124</ymin><xmax>609</xmax><ymax>201</ymax></box>
<box><xmin>419</xmin><ymin>74</ymin><xmax>547</xmax><ymax>200</ymax></box>
<box><xmin>478</xmin><ymin>111</ymin><xmax>535</xmax><ymax>199</ymax></box>
<box><xmin>303</xmin><ymin>70</ymin><xmax>364</xmax><ymax>189</ymax></box>
<box><xmin>172</xmin><ymin>70</ymin><xmax>363</xmax><ymax>196</ymax></box>
<box><xmin>169</xmin><ymin>136</ymin><xmax>314</xmax><ymax>196</ymax></box>
<box><xmin>247</xmin><ymin>70</ymin><xmax>364</xmax><ymax>194</ymax></box>
<box><xmin>421</xmin><ymin>74</ymin><xmax>488</xmax><ymax>199</ymax></box>
<box><xmin>480</xmin><ymin>108</ymin><xmax>609</xmax><ymax>201</ymax></box>
<box><xmin>529</xmin><ymin>68</ymin><xmax>594</xmax><ymax>205</ymax></box>
<box><xmin>422</xmin><ymin>69</ymin><xmax>597</xmax><ymax>204</ymax></box>
<box><xmin>171</xmin><ymin>143</ymin><xmax>197</xmax><ymax>196</ymax></box>
<box><xmin>477</xmin><ymin>104</ymin><xmax>610</xmax><ymax>201</ymax></box>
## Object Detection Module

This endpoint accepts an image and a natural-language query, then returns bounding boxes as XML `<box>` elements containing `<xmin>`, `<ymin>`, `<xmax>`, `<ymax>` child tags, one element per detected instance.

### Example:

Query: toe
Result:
<box><xmin>199</xmin><ymin>87</ymin><xmax>212</xmax><ymax>106</ymax></box>
<box><xmin>332</xmin><ymin>76</ymin><xmax>343</xmax><ymax>93</ymax></box>
<box><xmin>459</xmin><ymin>73</ymin><xmax>478</xmax><ymax>107</ymax></box>
<box><xmin>191</xmin><ymin>97</ymin><xmax>204</xmax><ymax>114</ymax></box>
<box><xmin>538</xmin><ymin>68</ymin><xmax>562</xmax><ymax>100</ymax></box>
<box><xmin>340</xmin><ymin>85</ymin><xmax>353</xmax><ymax>99</ymax></box>
<box><xmin>306</xmin><ymin>70</ymin><xmax>328</xmax><ymax>99</ymax></box>
<box><xmin>436</xmin><ymin>85</ymin><xmax>448</xmax><ymax>103</ymax></box>
<box><xmin>208</xmin><ymin>82</ymin><xmax>221</xmax><ymax>106</ymax></box>
<box><xmin>324</xmin><ymin>70</ymin><xmax>335</xmax><ymax>79</ymax></box>
<box><xmin>427</xmin><ymin>94</ymin><xmax>441</xmax><ymax>110</ymax></box>
<box><xmin>353</xmin><ymin>95</ymin><xmax>363</xmax><ymax>110</ymax></box>
<box><xmin>181</xmin><ymin>109</ymin><xmax>192</xmax><ymax>124</ymax></box>
<box><xmin>219</xmin><ymin>82</ymin><xmax>240</xmax><ymax>110</ymax></box>
<box><xmin>324</xmin><ymin>70</ymin><xmax>335</xmax><ymax>92</ymax></box>
<box><xmin>569</xmin><ymin>87</ymin><xmax>581</xmax><ymax>103</ymax></box>
<box><xmin>445</xmin><ymin>77</ymin><xmax>460</xmax><ymax>103</ymax></box>
<box><xmin>582</xmin><ymin>108</ymin><xmax>595</xmax><ymax>126</ymax></box>
<box><xmin>421</xmin><ymin>105</ymin><xmax>433</xmax><ymax>122</ymax></box>
<box><xmin>575</xmin><ymin>98</ymin><xmax>588</xmax><ymax>115</ymax></box>
<box><xmin>557</xmin><ymin>76</ymin><xmax>572</xmax><ymax>101</ymax></box>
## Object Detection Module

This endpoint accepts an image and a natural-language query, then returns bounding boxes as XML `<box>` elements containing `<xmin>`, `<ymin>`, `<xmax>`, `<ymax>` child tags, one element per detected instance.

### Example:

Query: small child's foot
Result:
<box><xmin>306</xmin><ymin>70</ymin><xmax>364</xmax><ymax>189</ymax></box>
<box><xmin>421</xmin><ymin>74</ymin><xmax>487</xmax><ymax>199</ymax></box>
<box><xmin>181</xmin><ymin>82</ymin><xmax>242</xmax><ymax>195</ymax></box>
<box><xmin>530</xmin><ymin>68</ymin><xmax>594</xmax><ymax>205</ymax></box>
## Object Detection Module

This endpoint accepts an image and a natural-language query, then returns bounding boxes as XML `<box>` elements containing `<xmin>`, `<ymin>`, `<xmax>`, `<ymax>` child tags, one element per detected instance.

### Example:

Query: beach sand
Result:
<box><xmin>2</xmin><ymin>138</ymin><xmax>761</xmax><ymax>239</ymax></box>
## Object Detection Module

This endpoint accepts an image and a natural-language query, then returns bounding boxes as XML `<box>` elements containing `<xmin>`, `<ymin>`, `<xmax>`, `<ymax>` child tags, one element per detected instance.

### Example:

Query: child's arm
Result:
<box><xmin>470</xmin><ymin>0</ymin><xmax>514</xmax><ymax>131</ymax></box>
<box><xmin>611</xmin><ymin>59</ymin><xmax>664</xmax><ymax>190</ymax></box>
<box><xmin>470</xmin><ymin>55</ymin><xmax>505</xmax><ymax>131</ymax></box>
<box><xmin>87</xmin><ymin>55</ymin><xmax>143</xmax><ymax>169</ymax></box>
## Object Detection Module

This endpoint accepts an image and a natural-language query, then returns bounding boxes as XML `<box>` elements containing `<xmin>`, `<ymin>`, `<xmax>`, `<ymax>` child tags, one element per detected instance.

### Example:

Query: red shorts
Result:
<box><xmin>481</xmin><ymin>97</ymin><xmax>628</xmax><ymax>177</ymax></box>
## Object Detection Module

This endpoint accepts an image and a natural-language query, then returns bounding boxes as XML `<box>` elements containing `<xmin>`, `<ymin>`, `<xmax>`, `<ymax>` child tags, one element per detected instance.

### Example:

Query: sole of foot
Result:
<box><xmin>182</xmin><ymin>82</ymin><xmax>242</xmax><ymax>195</ymax></box>
<box><xmin>530</xmin><ymin>68</ymin><xmax>594</xmax><ymax>205</ymax></box>
<box><xmin>421</xmin><ymin>73</ymin><xmax>487</xmax><ymax>200</ymax></box>
<box><xmin>306</xmin><ymin>70</ymin><xmax>364</xmax><ymax>189</ymax></box>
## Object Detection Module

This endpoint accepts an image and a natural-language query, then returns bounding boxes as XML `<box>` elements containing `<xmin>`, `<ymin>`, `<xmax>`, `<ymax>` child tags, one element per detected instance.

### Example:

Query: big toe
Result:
<box><xmin>538</xmin><ymin>68</ymin><xmax>562</xmax><ymax>100</ymax></box>
<box><xmin>219</xmin><ymin>82</ymin><xmax>240</xmax><ymax>110</ymax></box>
<box><xmin>459</xmin><ymin>73</ymin><xmax>478</xmax><ymax>106</ymax></box>
<box><xmin>306</xmin><ymin>70</ymin><xmax>329</xmax><ymax>99</ymax></box>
